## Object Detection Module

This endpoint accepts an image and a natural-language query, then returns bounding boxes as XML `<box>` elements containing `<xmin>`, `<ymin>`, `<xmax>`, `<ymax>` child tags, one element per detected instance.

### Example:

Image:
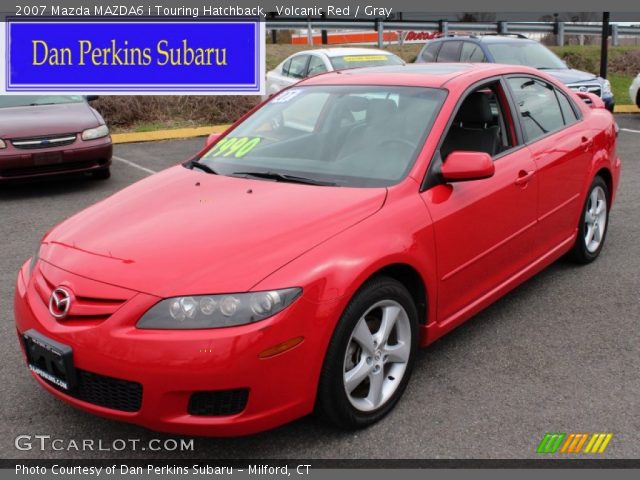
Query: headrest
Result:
<box><xmin>366</xmin><ymin>98</ymin><xmax>398</xmax><ymax>125</ymax></box>
<box><xmin>456</xmin><ymin>92</ymin><xmax>493</xmax><ymax>124</ymax></box>
<box><xmin>343</xmin><ymin>95</ymin><xmax>369</xmax><ymax>112</ymax></box>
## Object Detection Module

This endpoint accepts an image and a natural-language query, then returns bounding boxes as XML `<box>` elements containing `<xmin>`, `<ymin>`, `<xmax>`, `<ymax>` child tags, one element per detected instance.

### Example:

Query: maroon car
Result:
<box><xmin>0</xmin><ymin>95</ymin><xmax>112</xmax><ymax>182</ymax></box>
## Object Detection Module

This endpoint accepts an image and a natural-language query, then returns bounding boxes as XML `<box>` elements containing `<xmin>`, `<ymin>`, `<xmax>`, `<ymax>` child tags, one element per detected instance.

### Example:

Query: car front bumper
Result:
<box><xmin>14</xmin><ymin>260</ymin><xmax>334</xmax><ymax>436</ymax></box>
<box><xmin>602</xmin><ymin>93</ymin><xmax>615</xmax><ymax>112</ymax></box>
<box><xmin>0</xmin><ymin>136</ymin><xmax>112</xmax><ymax>181</ymax></box>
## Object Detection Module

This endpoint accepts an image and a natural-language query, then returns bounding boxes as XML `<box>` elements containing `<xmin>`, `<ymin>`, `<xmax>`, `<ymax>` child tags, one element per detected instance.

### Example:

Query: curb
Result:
<box><xmin>614</xmin><ymin>105</ymin><xmax>639</xmax><ymax>113</ymax></box>
<box><xmin>111</xmin><ymin>125</ymin><xmax>231</xmax><ymax>144</ymax></box>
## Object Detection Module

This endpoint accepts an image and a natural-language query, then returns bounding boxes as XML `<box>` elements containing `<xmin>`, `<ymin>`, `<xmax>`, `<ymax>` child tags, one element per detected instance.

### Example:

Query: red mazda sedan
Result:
<box><xmin>14</xmin><ymin>64</ymin><xmax>620</xmax><ymax>436</ymax></box>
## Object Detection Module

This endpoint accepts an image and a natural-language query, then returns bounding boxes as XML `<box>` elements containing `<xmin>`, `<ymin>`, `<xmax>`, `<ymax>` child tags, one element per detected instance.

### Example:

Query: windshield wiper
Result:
<box><xmin>232</xmin><ymin>171</ymin><xmax>337</xmax><ymax>186</ymax></box>
<box><xmin>186</xmin><ymin>159</ymin><xmax>218</xmax><ymax>174</ymax></box>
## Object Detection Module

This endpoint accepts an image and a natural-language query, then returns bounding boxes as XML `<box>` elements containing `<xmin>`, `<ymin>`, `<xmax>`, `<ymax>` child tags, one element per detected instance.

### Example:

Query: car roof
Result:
<box><xmin>300</xmin><ymin>62</ymin><xmax>542</xmax><ymax>88</ymax></box>
<box><xmin>292</xmin><ymin>47</ymin><xmax>399</xmax><ymax>58</ymax></box>
<box><xmin>435</xmin><ymin>35</ymin><xmax>537</xmax><ymax>45</ymax></box>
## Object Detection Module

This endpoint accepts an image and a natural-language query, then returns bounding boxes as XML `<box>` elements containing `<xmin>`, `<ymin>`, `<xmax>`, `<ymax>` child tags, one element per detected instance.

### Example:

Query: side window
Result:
<box><xmin>437</xmin><ymin>41</ymin><xmax>462</xmax><ymax>62</ymax></box>
<box><xmin>440</xmin><ymin>82</ymin><xmax>516</xmax><ymax>160</ymax></box>
<box><xmin>307</xmin><ymin>56</ymin><xmax>328</xmax><ymax>77</ymax></box>
<box><xmin>420</xmin><ymin>42</ymin><xmax>441</xmax><ymax>62</ymax></box>
<box><xmin>281</xmin><ymin>59</ymin><xmax>292</xmax><ymax>76</ymax></box>
<box><xmin>507</xmin><ymin>77</ymin><xmax>566</xmax><ymax>142</ymax></box>
<box><xmin>556</xmin><ymin>90</ymin><xmax>579</xmax><ymax>125</ymax></box>
<box><xmin>460</xmin><ymin>42</ymin><xmax>486</xmax><ymax>62</ymax></box>
<box><xmin>286</xmin><ymin>55</ymin><xmax>309</xmax><ymax>79</ymax></box>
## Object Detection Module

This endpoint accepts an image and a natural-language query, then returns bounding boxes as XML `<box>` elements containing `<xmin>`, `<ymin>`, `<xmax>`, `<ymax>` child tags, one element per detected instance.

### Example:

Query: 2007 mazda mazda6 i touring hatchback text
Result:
<box><xmin>15</xmin><ymin>63</ymin><xmax>621</xmax><ymax>436</ymax></box>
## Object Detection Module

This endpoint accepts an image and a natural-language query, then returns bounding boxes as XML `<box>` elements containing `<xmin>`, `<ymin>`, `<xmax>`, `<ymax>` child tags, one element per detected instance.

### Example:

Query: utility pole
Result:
<box><xmin>600</xmin><ymin>12</ymin><xmax>610</xmax><ymax>79</ymax></box>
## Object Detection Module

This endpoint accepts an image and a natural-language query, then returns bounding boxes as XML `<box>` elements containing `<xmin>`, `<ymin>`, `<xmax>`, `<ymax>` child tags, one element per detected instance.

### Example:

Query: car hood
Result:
<box><xmin>544</xmin><ymin>68</ymin><xmax>600</xmax><ymax>85</ymax></box>
<box><xmin>41</xmin><ymin>166</ymin><xmax>387</xmax><ymax>297</ymax></box>
<box><xmin>0</xmin><ymin>102</ymin><xmax>100</xmax><ymax>138</ymax></box>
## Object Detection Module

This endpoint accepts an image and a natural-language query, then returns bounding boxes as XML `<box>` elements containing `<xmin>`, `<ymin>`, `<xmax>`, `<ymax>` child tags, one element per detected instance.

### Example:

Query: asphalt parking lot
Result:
<box><xmin>1</xmin><ymin>115</ymin><xmax>639</xmax><ymax>460</ymax></box>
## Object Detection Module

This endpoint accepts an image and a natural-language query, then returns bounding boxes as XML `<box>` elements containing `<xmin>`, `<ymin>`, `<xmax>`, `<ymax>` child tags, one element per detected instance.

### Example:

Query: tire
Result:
<box><xmin>92</xmin><ymin>167</ymin><xmax>111</xmax><ymax>180</ymax></box>
<box><xmin>316</xmin><ymin>276</ymin><xmax>418</xmax><ymax>429</ymax></box>
<box><xmin>568</xmin><ymin>176</ymin><xmax>610</xmax><ymax>264</ymax></box>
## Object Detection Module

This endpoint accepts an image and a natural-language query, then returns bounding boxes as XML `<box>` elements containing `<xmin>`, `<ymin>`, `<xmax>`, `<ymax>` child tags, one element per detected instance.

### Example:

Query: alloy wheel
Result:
<box><xmin>342</xmin><ymin>300</ymin><xmax>412</xmax><ymax>412</ymax></box>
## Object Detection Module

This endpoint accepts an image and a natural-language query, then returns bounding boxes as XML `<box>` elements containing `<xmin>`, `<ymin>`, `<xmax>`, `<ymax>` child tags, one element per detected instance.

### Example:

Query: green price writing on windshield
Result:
<box><xmin>205</xmin><ymin>136</ymin><xmax>261</xmax><ymax>159</ymax></box>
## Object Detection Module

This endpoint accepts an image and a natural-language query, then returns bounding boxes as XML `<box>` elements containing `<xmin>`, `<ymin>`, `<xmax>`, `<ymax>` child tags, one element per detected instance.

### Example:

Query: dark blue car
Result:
<box><xmin>415</xmin><ymin>34</ymin><xmax>614</xmax><ymax>112</ymax></box>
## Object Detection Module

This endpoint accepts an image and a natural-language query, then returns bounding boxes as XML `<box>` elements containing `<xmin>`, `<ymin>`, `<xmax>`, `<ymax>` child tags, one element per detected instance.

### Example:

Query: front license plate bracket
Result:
<box><xmin>22</xmin><ymin>329</ymin><xmax>77</xmax><ymax>390</ymax></box>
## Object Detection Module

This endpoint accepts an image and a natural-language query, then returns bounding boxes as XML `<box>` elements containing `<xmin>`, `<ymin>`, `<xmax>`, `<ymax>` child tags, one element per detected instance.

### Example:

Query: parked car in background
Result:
<box><xmin>16</xmin><ymin>63</ymin><xmax>619</xmax><ymax>436</ymax></box>
<box><xmin>0</xmin><ymin>95</ymin><xmax>112</xmax><ymax>182</ymax></box>
<box><xmin>630</xmin><ymin>73</ymin><xmax>640</xmax><ymax>107</ymax></box>
<box><xmin>264</xmin><ymin>47</ymin><xmax>404</xmax><ymax>97</ymax></box>
<box><xmin>415</xmin><ymin>34</ymin><xmax>615</xmax><ymax>112</ymax></box>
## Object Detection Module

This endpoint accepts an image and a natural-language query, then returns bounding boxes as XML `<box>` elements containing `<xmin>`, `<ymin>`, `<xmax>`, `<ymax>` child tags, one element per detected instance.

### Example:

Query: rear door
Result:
<box><xmin>506</xmin><ymin>76</ymin><xmax>590</xmax><ymax>254</ymax></box>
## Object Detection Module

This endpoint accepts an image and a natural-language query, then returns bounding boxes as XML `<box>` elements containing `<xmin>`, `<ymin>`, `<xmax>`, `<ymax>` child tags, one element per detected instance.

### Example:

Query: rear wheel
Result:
<box><xmin>316</xmin><ymin>276</ymin><xmax>418</xmax><ymax>429</ymax></box>
<box><xmin>568</xmin><ymin>176</ymin><xmax>609</xmax><ymax>264</ymax></box>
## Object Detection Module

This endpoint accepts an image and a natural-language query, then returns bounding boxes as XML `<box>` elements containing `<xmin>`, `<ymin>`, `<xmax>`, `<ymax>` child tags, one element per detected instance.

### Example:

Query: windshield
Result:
<box><xmin>199</xmin><ymin>85</ymin><xmax>446</xmax><ymax>187</ymax></box>
<box><xmin>329</xmin><ymin>54</ymin><xmax>404</xmax><ymax>70</ymax></box>
<box><xmin>0</xmin><ymin>96</ymin><xmax>86</xmax><ymax>108</ymax></box>
<box><xmin>486</xmin><ymin>42</ymin><xmax>567</xmax><ymax>69</ymax></box>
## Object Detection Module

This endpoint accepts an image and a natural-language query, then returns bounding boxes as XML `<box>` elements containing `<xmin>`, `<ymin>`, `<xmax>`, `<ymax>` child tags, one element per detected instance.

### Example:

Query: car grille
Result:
<box><xmin>33</xmin><ymin>268</ymin><xmax>127</xmax><ymax>324</ymax></box>
<box><xmin>188</xmin><ymin>389</ymin><xmax>249</xmax><ymax>416</ymax></box>
<box><xmin>567</xmin><ymin>83</ymin><xmax>602</xmax><ymax>98</ymax></box>
<box><xmin>46</xmin><ymin>369</ymin><xmax>143</xmax><ymax>412</ymax></box>
<box><xmin>11</xmin><ymin>134</ymin><xmax>77</xmax><ymax>150</ymax></box>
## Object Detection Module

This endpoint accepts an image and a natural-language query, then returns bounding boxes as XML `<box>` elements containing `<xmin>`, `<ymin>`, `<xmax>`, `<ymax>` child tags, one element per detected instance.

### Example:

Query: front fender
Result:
<box><xmin>252</xmin><ymin>179</ymin><xmax>438</xmax><ymax>343</ymax></box>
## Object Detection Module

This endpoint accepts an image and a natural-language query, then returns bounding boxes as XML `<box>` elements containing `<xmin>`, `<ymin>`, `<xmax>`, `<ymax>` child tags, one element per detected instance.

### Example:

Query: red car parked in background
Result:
<box><xmin>15</xmin><ymin>63</ymin><xmax>620</xmax><ymax>436</ymax></box>
<box><xmin>0</xmin><ymin>95</ymin><xmax>112</xmax><ymax>182</ymax></box>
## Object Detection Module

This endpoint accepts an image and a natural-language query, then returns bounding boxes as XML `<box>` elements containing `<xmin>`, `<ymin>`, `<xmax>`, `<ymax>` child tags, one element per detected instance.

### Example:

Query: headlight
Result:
<box><xmin>0</xmin><ymin>139</ymin><xmax>6</xmax><ymax>149</ymax></box>
<box><xmin>81</xmin><ymin>124</ymin><xmax>109</xmax><ymax>141</ymax></box>
<box><xmin>602</xmin><ymin>79</ymin><xmax>612</xmax><ymax>96</ymax></box>
<box><xmin>137</xmin><ymin>288</ymin><xmax>302</xmax><ymax>329</ymax></box>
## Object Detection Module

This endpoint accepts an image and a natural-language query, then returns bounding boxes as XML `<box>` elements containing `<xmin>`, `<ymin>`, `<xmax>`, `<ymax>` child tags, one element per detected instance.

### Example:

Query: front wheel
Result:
<box><xmin>316</xmin><ymin>276</ymin><xmax>418</xmax><ymax>429</ymax></box>
<box><xmin>568</xmin><ymin>176</ymin><xmax>610</xmax><ymax>264</ymax></box>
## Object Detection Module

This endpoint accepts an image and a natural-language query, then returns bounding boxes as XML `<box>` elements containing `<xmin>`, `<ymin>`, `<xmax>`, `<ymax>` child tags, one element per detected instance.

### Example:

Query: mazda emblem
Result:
<box><xmin>49</xmin><ymin>287</ymin><xmax>72</xmax><ymax>319</ymax></box>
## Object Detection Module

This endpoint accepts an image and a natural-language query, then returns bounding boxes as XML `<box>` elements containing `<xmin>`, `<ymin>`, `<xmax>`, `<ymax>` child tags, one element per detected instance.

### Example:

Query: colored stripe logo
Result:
<box><xmin>537</xmin><ymin>433</ymin><xmax>613</xmax><ymax>454</ymax></box>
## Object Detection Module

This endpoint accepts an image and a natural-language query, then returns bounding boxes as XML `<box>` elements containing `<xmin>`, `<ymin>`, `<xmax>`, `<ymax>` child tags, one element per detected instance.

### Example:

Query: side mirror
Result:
<box><xmin>85</xmin><ymin>95</ymin><xmax>99</xmax><ymax>102</ymax></box>
<box><xmin>441</xmin><ymin>151</ymin><xmax>495</xmax><ymax>182</ymax></box>
<box><xmin>204</xmin><ymin>132</ymin><xmax>222</xmax><ymax>148</ymax></box>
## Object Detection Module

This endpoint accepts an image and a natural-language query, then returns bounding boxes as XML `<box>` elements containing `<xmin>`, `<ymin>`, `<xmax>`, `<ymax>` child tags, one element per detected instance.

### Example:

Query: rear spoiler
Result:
<box><xmin>575</xmin><ymin>91</ymin><xmax>606</xmax><ymax>109</ymax></box>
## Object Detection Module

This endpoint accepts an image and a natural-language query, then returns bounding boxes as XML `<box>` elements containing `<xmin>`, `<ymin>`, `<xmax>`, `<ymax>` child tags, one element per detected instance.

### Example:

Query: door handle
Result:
<box><xmin>514</xmin><ymin>170</ymin><xmax>535</xmax><ymax>186</ymax></box>
<box><xmin>581</xmin><ymin>136</ymin><xmax>593</xmax><ymax>150</ymax></box>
